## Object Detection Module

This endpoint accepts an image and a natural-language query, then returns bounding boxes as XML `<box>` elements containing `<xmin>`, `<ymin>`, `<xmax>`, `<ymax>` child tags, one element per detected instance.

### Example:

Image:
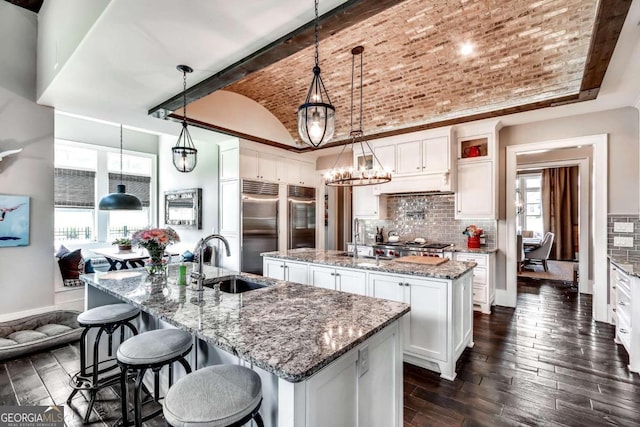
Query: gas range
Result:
<box><xmin>372</xmin><ymin>241</ymin><xmax>454</xmax><ymax>258</ymax></box>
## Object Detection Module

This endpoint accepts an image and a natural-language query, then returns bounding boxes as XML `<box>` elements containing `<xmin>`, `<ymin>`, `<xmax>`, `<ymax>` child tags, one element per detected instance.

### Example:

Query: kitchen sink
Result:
<box><xmin>204</xmin><ymin>277</ymin><xmax>267</xmax><ymax>293</ymax></box>
<box><xmin>336</xmin><ymin>252</ymin><xmax>392</xmax><ymax>261</ymax></box>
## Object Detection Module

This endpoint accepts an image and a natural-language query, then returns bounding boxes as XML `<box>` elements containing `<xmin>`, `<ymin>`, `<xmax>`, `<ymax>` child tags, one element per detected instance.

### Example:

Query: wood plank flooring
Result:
<box><xmin>1</xmin><ymin>279</ymin><xmax>638</xmax><ymax>426</ymax></box>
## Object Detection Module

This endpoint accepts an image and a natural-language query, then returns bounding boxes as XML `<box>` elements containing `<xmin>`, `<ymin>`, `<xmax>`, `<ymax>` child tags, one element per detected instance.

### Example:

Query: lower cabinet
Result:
<box><xmin>454</xmin><ymin>252</ymin><xmax>495</xmax><ymax>314</ymax></box>
<box><xmin>263</xmin><ymin>259</ymin><xmax>308</xmax><ymax>284</ymax></box>
<box><xmin>309</xmin><ymin>264</ymin><xmax>367</xmax><ymax>295</ymax></box>
<box><xmin>609</xmin><ymin>260</ymin><xmax>640</xmax><ymax>374</ymax></box>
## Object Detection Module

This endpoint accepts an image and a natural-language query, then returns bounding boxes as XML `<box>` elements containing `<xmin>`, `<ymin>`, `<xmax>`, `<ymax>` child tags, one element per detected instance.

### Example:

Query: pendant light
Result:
<box><xmin>297</xmin><ymin>0</ymin><xmax>336</xmax><ymax>148</ymax></box>
<box><xmin>98</xmin><ymin>125</ymin><xmax>143</xmax><ymax>210</ymax></box>
<box><xmin>324</xmin><ymin>46</ymin><xmax>392</xmax><ymax>187</ymax></box>
<box><xmin>172</xmin><ymin>64</ymin><xmax>198</xmax><ymax>172</ymax></box>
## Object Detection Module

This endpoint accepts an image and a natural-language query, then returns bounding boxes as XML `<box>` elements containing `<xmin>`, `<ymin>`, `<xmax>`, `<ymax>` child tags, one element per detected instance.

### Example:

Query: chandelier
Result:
<box><xmin>172</xmin><ymin>65</ymin><xmax>198</xmax><ymax>173</ymax></box>
<box><xmin>324</xmin><ymin>46</ymin><xmax>391</xmax><ymax>187</ymax></box>
<box><xmin>297</xmin><ymin>0</ymin><xmax>336</xmax><ymax>148</ymax></box>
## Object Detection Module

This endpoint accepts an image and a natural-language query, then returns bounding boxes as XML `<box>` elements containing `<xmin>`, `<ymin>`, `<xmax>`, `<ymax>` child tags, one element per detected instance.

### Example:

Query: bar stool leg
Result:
<box><xmin>134</xmin><ymin>368</ymin><xmax>146</xmax><ymax>427</ymax></box>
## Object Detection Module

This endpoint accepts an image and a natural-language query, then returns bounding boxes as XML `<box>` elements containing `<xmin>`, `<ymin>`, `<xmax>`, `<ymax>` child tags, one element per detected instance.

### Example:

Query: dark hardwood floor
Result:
<box><xmin>1</xmin><ymin>279</ymin><xmax>639</xmax><ymax>426</ymax></box>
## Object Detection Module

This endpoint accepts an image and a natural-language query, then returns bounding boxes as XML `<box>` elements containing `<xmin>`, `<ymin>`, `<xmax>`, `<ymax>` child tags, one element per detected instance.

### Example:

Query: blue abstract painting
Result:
<box><xmin>0</xmin><ymin>194</ymin><xmax>29</xmax><ymax>247</ymax></box>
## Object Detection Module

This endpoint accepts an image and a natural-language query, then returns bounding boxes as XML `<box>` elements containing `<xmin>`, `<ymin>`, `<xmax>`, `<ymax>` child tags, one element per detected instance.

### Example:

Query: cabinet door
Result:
<box><xmin>219</xmin><ymin>147</ymin><xmax>239</xmax><ymax>180</ymax></box>
<box><xmin>239</xmin><ymin>148</ymin><xmax>259</xmax><ymax>179</ymax></box>
<box><xmin>369</xmin><ymin>274</ymin><xmax>404</xmax><ymax>303</ymax></box>
<box><xmin>286</xmin><ymin>160</ymin><xmax>301</xmax><ymax>185</ymax></box>
<box><xmin>353</xmin><ymin>185</ymin><xmax>379</xmax><ymax>218</ymax></box>
<box><xmin>258</xmin><ymin>153</ymin><xmax>278</xmax><ymax>181</ymax></box>
<box><xmin>285</xmin><ymin>261</ymin><xmax>309</xmax><ymax>285</ymax></box>
<box><xmin>336</xmin><ymin>267</ymin><xmax>367</xmax><ymax>295</ymax></box>
<box><xmin>309</xmin><ymin>264</ymin><xmax>337</xmax><ymax>290</ymax></box>
<box><xmin>276</xmin><ymin>157</ymin><xmax>288</xmax><ymax>183</ymax></box>
<box><xmin>455</xmin><ymin>161</ymin><xmax>494</xmax><ymax>219</ymax></box>
<box><xmin>405</xmin><ymin>278</ymin><xmax>448</xmax><ymax>361</ymax></box>
<box><xmin>396</xmin><ymin>140</ymin><xmax>422</xmax><ymax>175</ymax></box>
<box><xmin>300</xmin><ymin>161</ymin><xmax>316</xmax><ymax>186</ymax></box>
<box><xmin>374</xmin><ymin>145</ymin><xmax>396</xmax><ymax>174</ymax></box>
<box><xmin>263</xmin><ymin>258</ymin><xmax>285</xmax><ymax>280</ymax></box>
<box><xmin>422</xmin><ymin>136</ymin><xmax>449</xmax><ymax>174</ymax></box>
<box><xmin>219</xmin><ymin>180</ymin><xmax>239</xmax><ymax>234</ymax></box>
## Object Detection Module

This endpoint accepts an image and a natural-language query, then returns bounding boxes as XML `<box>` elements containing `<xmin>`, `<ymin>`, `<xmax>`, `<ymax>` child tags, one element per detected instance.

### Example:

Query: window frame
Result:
<box><xmin>516</xmin><ymin>172</ymin><xmax>543</xmax><ymax>235</ymax></box>
<box><xmin>54</xmin><ymin>139</ymin><xmax>158</xmax><ymax>246</ymax></box>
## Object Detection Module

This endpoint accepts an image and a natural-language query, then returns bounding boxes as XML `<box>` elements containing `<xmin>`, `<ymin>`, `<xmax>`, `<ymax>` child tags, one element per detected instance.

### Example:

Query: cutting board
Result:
<box><xmin>395</xmin><ymin>256</ymin><xmax>449</xmax><ymax>266</ymax></box>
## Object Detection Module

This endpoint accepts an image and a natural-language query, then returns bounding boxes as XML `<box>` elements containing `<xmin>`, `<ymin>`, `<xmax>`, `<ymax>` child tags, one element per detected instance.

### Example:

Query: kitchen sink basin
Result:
<box><xmin>204</xmin><ymin>277</ymin><xmax>267</xmax><ymax>294</ymax></box>
<box><xmin>336</xmin><ymin>252</ymin><xmax>392</xmax><ymax>261</ymax></box>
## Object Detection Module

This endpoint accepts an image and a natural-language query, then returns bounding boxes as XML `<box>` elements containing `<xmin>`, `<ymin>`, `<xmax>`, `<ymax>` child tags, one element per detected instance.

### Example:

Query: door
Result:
<box><xmin>405</xmin><ymin>278</ymin><xmax>448</xmax><ymax>361</ymax></box>
<box><xmin>285</xmin><ymin>261</ymin><xmax>309</xmax><ymax>285</ymax></box>
<box><xmin>263</xmin><ymin>258</ymin><xmax>285</xmax><ymax>281</ymax></box>
<box><xmin>242</xmin><ymin>193</ymin><xmax>278</xmax><ymax>275</ymax></box>
<box><xmin>369</xmin><ymin>273</ymin><xmax>404</xmax><ymax>303</ymax></box>
<box><xmin>422</xmin><ymin>136</ymin><xmax>449</xmax><ymax>173</ymax></box>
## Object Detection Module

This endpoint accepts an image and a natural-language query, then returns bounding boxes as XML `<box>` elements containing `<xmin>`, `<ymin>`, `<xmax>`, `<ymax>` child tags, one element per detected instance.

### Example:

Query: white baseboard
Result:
<box><xmin>0</xmin><ymin>305</ymin><xmax>58</xmax><ymax>322</ymax></box>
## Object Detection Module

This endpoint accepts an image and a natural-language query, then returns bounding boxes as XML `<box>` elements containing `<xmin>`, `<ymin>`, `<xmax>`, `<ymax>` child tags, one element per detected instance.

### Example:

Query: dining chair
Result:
<box><xmin>524</xmin><ymin>232</ymin><xmax>555</xmax><ymax>271</ymax></box>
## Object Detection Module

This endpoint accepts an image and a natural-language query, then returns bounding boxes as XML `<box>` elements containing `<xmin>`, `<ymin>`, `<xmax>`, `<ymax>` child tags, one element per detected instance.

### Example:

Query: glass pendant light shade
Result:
<box><xmin>98</xmin><ymin>125</ymin><xmax>143</xmax><ymax>210</ymax></box>
<box><xmin>172</xmin><ymin>64</ymin><xmax>197</xmax><ymax>173</ymax></box>
<box><xmin>297</xmin><ymin>0</ymin><xmax>336</xmax><ymax>148</ymax></box>
<box><xmin>172</xmin><ymin>121</ymin><xmax>198</xmax><ymax>173</ymax></box>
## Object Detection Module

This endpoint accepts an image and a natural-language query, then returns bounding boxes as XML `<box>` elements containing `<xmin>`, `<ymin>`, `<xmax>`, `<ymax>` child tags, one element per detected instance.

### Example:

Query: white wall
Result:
<box><xmin>37</xmin><ymin>0</ymin><xmax>110</xmax><ymax>100</ymax></box>
<box><xmin>0</xmin><ymin>2</ymin><xmax>56</xmax><ymax>319</ymax></box>
<box><xmin>158</xmin><ymin>133</ymin><xmax>227</xmax><ymax>254</ymax></box>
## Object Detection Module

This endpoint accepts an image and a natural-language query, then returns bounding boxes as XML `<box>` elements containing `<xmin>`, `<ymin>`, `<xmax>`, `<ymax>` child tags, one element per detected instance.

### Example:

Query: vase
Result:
<box><xmin>146</xmin><ymin>248</ymin><xmax>167</xmax><ymax>276</ymax></box>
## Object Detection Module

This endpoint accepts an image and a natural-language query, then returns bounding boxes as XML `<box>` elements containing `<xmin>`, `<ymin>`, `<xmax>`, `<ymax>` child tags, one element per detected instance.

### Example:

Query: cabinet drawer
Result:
<box><xmin>616</xmin><ymin>315</ymin><xmax>632</xmax><ymax>352</ymax></box>
<box><xmin>614</xmin><ymin>269</ymin><xmax>631</xmax><ymax>294</ymax></box>
<box><xmin>472</xmin><ymin>285</ymin><xmax>487</xmax><ymax>304</ymax></box>
<box><xmin>457</xmin><ymin>253</ymin><xmax>487</xmax><ymax>266</ymax></box>
<box><xmin>617</xmin><ymin>282</ymin><xmax>631</xmax><ymax>318</ymax></box>
<box><xmin>472</xmin><ymin>267</ymin><xmax>487</xmax><ymax>285</ymax></box>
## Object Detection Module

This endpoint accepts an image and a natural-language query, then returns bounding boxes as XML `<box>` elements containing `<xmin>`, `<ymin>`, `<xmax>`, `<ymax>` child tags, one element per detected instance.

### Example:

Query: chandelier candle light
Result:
<box><xmin>172</xmin><ymin>65</ymin><xmax>198</xmax><ymax>173</ymax></box>
<box><xmin>297</xmin><ymin>0</ymin><xmax>336</xmax><ymax>148</ymax></box>
<box><xmin>324</xmin><ymin>46</ymin><xmax>392</xmax><ymax>187</ymax></box>
<box><xmin>132</xmin><ymin>227</ymin><xmax>180</xmax><ymax>276</ymax></box>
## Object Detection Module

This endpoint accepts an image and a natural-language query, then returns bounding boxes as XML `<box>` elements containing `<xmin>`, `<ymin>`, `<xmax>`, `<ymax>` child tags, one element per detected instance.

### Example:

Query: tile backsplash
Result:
<box><xmin>608</xmin><ymin>215</ymin><xmax>640</xmax><ymax>258</ymax></box>
<box><xmin>360</xmin><ymin>194</ymin><xmax>497</xmax><ymax>248</ymax></box>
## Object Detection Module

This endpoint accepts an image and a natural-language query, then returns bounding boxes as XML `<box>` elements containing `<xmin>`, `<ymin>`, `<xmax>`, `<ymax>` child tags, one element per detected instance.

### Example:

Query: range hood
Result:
<box><xmin>372</xmin><ymin>172</ymin><xmax>453</xmax><ymax>196</ymax></box>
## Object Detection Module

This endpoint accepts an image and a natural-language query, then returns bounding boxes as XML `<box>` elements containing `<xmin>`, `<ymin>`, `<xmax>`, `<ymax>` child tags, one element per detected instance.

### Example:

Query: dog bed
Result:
<box><xmin>0</xmin><ymin>310</ymin><xmax>82</xmax><ymax>361</ymax></box>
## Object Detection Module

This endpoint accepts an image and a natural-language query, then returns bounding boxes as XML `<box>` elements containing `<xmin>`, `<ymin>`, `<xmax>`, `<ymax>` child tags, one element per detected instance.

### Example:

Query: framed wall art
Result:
<box><xmin>0</xmin><ymin>194</ymin><xmax>30</xmax><ymax>247</ymax></box>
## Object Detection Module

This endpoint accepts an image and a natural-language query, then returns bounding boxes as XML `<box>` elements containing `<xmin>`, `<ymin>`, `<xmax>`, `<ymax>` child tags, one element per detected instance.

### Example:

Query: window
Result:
<box><xmin>516</xmin><ymin>172</ymin><xmax>543</xmax><ymax>236</ymax></box>
<box><xmin>54</xmin><ymin>140</ymin><xmax>156</xmax><ymax>246</ymax></box>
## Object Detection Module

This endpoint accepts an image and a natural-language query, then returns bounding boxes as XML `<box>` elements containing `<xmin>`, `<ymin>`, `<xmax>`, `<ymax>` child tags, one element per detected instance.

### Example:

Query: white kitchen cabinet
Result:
<box><xmin>396</xmin><ymin>136</ymin><xmax>450</xmax><ymax>176</ymax></box>
<box><xmin>219</xmin><ymin>146</ymin><xmax>239</xmax><ymax>180</ymax></box>
<box><xmin>240</xmin><ymin>148</ymin><xmax>279</xmax><ymax>182</ymax></box>
<box><xmin>286</xmin><ymin>159</ymin><xmax>316</xmax><ymax>186</ymax></box>
<box><xmin>263</xmin><ymin>258</ymin><xmax>308</xmax><ymax>284</ymax></box>
<box><xmin>454</xmin><ymin>252</ymin><xmax>495</xmax><ymax>314</ymax></box>
<box><xmin>609</xmin><ymin>261</ymin><xmax>619</xmax><ymax>325</ymax></box>
<box><xmin>373</xmin><ymin>144</ymin><xmax>396</xmax><ymax>174</ymax></box>
<box><xmin>309</xmin><ymin>264</ymin><xmax>367</xmax><ymax>295</ymax></box>
<box><xmin>219</xmin><ymin>180</ymin><xmax>240</xmax><ymax>234</ymax></box>
<box><xmin>455</xmin><ymin>161</ymin><xmax>494</xmax><ymax>219</ymax></box>
<box><xmin>353</xmin><ymin>185</ymin><xmax>386</xmax><ymax>219</ymax></box>
<box><xmin>609</xmin><ymin>260</ymin><xmax>640</xmax><ymax>374</ymax></box>
<box><xmin>368</xmin><ymin>271</ymin><xmax>473</xmax><ymax>379</ymax></box>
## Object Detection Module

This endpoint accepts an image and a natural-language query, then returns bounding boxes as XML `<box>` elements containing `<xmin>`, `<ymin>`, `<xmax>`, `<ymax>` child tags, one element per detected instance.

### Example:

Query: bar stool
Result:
<box><xmin>67</xmin><ymin>303</ymin><xmax>140</xmax><ymax>423</ymax></box>
<box><xmin>162</xmin><ymin>364</ymin><xmax>264</xmax><ymax>427</ymax></box>
<box><xmin>117</xmin><ymin>328</ymin><xmax>193</xmax><ymax>426</ymax></box>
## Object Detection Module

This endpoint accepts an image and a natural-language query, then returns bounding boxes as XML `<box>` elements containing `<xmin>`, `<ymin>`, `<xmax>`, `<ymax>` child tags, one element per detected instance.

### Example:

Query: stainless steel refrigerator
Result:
<box><xmin>241</xmin><ymin>180</ymin><xmax>279</xmax><ymax>275</ymax></box>
<box><xmin>288</xmin><ymin>185</ymin><xmax>316</xmax><ymax>249</ymax></box>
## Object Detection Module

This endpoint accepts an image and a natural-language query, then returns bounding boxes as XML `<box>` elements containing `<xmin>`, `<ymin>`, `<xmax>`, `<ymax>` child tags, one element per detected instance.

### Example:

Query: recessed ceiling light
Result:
<box><xmin>460</xmin><ymin>42</ymin><xmax>474</xmax><ymax>56</ymax></box>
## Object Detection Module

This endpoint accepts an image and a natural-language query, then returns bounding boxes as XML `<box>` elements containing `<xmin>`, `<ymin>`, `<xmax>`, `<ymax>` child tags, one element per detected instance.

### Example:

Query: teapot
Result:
<box><xmin>463</xmin><ymin>145</ymin><xmax>482</xmax><ymax>158</ymax></box>
<box><xmin>388</xmin><ymin>230</ymin><xmax>400</xmax><ymax>243</ymax></box>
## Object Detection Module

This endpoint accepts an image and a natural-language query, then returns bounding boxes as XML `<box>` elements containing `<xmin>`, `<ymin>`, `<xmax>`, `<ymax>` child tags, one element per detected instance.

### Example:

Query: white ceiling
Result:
<box><xmin>39</xmin><ymin>0</ymin><xmax>640</xmax><ymax>140</ymax></box>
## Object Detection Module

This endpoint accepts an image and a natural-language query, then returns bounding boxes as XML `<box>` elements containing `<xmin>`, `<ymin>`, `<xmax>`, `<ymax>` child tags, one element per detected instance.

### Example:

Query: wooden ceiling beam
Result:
<box><xmin>148</xmin><ymin>0</ymin><xmax>408</xmax><ymax>118</ymax></box>
<box><xmin>4</xmin><ymin>0</ymin><xmax>43</xmax><ymax>13</ymax></box>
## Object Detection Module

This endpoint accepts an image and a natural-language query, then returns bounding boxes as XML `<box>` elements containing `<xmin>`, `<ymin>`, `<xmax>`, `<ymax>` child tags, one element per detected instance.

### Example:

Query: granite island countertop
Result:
<box><xmin>262</xmin><ymin>249</ymin><xmax>477</xmax><ymax>280</ymax></box>
<box><xmin>609</xmin><ymin>255</ymin><xmax>640</xmax><ymax>278</ymax></box>
<box><xmin>81</xmin><ymin>264</ymin><xmax>409</xmax><ymax>383</ymax></box>
<box><xmin>447</xmin><ymin>245</ymin><xmax>499</xmax><ymax>254</ymax></box>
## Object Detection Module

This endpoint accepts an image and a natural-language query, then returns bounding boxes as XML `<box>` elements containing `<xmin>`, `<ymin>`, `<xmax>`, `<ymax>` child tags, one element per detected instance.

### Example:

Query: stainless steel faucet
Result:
<box><xmin>353</xmin><ymin>217</ymin><xmax>360</xmax><ymax>260</ymax></box>
<box><xmin>191</xmin><ymin>234</ymin><xmax>231</xmax><ymax>290</ymax></box>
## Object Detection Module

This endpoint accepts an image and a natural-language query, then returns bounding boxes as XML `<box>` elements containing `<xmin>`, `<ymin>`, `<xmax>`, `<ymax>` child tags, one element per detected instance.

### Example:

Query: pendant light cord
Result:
<box><xmin>119</xmin><ymin>124</ymin><xmax>123</xmax><ymax>183</ymax></box>
<box><xmin>182</xmin><ymin>69</ymin><xmax>188</xmax><ymax>126</ymax></box>
<box><xmin>314</xmin><ymin>0</ymin><xmax>319</xmax><ymax>66</ymax></box>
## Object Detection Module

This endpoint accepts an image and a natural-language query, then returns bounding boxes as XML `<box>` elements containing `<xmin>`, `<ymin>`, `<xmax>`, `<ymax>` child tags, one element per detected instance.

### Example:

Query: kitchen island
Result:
<box><xmin>81</xmin><ymin>264</ymin><xmax>409</xmax><ymax>427</ymax></box>
<box><xmin>262</xmin><ymin>249</ymin><xmax>476</xmax><ymax>380</ymax></box>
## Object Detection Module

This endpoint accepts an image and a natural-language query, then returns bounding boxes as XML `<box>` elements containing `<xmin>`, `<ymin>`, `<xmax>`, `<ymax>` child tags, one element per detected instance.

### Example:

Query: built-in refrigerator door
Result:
<box><xmin>241</xmin><ymin>181</ymin><xmax>279</xmax><ymax>275</ymax></box>
<box><xmin>288</xmin><ymin>185</ymin><xmax>316</xmax><ymax>249</ymax></box>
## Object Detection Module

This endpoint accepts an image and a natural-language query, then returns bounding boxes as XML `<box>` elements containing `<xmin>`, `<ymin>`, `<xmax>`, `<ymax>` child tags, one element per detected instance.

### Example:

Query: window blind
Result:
<box><xmin>109</xmin><ymin>173</ymin><xmax>151</xmax><ymax>207</ymax></box>
<box><xmin>54</xmin><ymin>168</ymin><xmax>96</xmax><ymax>208</ymax></box>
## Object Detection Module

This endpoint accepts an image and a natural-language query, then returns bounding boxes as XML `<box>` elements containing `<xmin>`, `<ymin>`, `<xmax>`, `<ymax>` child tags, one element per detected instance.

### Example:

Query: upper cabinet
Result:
<box><xmin>287</xmin><ymin>159</ymin><xmax>317</xmax><ymax>187</ymax></box>
<box><xmin>454</xmin><ymin>123</ymin><xmax>500</xmax><ymax>220</ymax></box>
<box><xmin>396</xmin><ymin>136</ymin><xmax>450</xmax><ymax>176</ymax></box>
<box><xmin>240</xmin><ymin>148</ymin><xmax>281</xmax><ymax>182</ymax></box>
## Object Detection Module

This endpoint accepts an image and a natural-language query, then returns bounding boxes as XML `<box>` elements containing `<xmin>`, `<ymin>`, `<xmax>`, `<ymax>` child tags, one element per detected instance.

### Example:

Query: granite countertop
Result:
<box><xmin>608</xmin><ymin>255</ymin><xmax>640</xmax><ymax>278</ymax></box>
<box><xmin>81</xmin><ymin>264</ymin><xmax>409</xmax><ymax>383</ymax></box>
<box><xmin>446</xmin><ymin>245</ymin><xmax>498</xmax><ymax>254</ymax></box>
<box><xmin>262</xmin><ymin>249</ymin><xmax>477</xmax><ymax>280</ymax></box>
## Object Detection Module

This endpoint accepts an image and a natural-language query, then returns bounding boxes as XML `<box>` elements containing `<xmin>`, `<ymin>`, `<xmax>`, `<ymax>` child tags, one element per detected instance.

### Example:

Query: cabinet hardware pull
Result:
<box><xmin>620</xmin><ymin>328</ymin><xmax>629</xmax><ymax>334</ymax></box>
<box><xmin>335</xmin><ymin>273</ymin><xmax>340</xmax><ymax>277</ymax></box>
<box><xmin>612</xmin><ymin>286</ymin><xmax>616</xmax><ymax>289</ymax></box>
<box><xmin>279</xmin><ymin>265</ymin><xmax>284</xmax><ymax>268</ymax></box>
<box><xmin>398</xmin><ymin>282</ymin><xmax>403</xmax><ymax>286</ymax></box>
<box><xmin>618</xmin><ymin>301</ymin><xmax>626</xmax><ymax>306</ymax></box>
<box><xmin>612</xmin><ymin>308</ymin><xmax>616</xmax><ymax>312</ymax></box>
<box><xmin>330</xmin><ymin>272</ymin><xmax>335</xmax><ymax>276</ymax></box>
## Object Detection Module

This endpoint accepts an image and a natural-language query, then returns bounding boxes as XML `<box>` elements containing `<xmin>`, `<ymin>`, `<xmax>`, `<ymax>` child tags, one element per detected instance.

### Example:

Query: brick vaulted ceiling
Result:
<box><xmin>157</xmin><ymin>0</ymin><xmax>630</xmax><ymax>150</ymax></box>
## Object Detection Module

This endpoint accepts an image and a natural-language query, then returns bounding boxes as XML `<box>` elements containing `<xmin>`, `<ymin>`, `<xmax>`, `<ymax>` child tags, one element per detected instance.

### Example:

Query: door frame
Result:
<box><xmin>516</xmin><ymin>158</ymin><xmax>590</xmax><ymax>294</ymax></box>
<box><xmin>504</xmin><ymin>134</ymin><xmax>608</xmax><ymax>322</ymax></box>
